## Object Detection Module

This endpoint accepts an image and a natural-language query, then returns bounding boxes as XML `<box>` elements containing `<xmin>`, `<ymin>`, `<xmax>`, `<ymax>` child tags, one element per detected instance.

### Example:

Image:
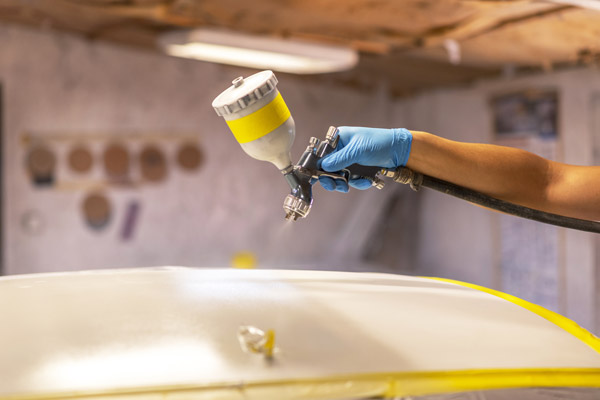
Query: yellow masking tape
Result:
<box><xmin>425</xmin><ymin>277</ymin><xmax>600</xmax><ymax>355</ymax></box>
<box><xmin>378</xmin><ymin>368</ymin><xmax>600</xmax><ymax>397</ymax></box>
<box><xmin>226</xmin><ymin>92</ymin><xmax>291</xmax><ymax>144</ymax></box>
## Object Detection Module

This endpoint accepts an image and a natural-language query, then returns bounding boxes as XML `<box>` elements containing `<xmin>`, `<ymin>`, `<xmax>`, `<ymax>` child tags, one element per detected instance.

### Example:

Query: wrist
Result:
<box><xmin>392</xmin><ymin>128</ymin><xmax>413</xmax><ymax>167</ymax></box>
<box><xmin>405</xmin><ymin>130</ymin><xmax>454</xmax><ymax>175</ymax></box>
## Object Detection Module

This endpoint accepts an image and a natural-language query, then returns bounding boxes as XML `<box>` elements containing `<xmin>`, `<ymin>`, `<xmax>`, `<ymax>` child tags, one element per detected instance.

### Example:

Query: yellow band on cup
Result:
<box><xmin>226</xmin><ymin>92</ymin><xmax>291</xmax><ymax>144</ymax></box>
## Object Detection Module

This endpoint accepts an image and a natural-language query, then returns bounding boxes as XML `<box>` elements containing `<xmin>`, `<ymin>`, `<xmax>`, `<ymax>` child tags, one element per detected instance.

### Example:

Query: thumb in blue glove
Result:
<box><xmin>318</xmin><ymin>126</ymin><xmax>412</xmax><ymax>192</ymax></box>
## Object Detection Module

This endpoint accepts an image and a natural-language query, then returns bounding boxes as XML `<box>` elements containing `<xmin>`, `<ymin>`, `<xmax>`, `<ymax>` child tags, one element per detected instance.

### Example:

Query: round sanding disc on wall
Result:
<box><xmin>177</xmin><ymin>143</ymin><xmax>203</xmax><ymax>171</ymax></box>
<box><xmin>82</xmin><ymin>192</ymin><xmax>111</xmax><ymax>230</ymax></box>
<box><xmin>68</xmin><ymin>145</ymin><xmax>93</xmax><ymax>173</ymax></box>
<box><xmin>103</xmin><ymin>143</ymin><xmax>130</xmax><ymax>181</ymax></box>
<box><xmin>140</xmin><ymin>145</ymin><xmax>167</xmax><ymax>182</ymax></box>
<box><xmin>26</xmin><ymin>144</ymin><xmax>56</xmax><ymax>185</ymax></box>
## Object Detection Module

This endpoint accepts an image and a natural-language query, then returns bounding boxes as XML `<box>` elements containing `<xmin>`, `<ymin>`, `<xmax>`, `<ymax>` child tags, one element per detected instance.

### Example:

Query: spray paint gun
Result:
<box><xmin>212</xmin><ymin>70</ymin><xmax>383</xmax><ymax>221</ymax></box>
<box><xmin>212</xmin><ymin>70</ymin><xmax>600</xmax><ymax>232</ymax></box>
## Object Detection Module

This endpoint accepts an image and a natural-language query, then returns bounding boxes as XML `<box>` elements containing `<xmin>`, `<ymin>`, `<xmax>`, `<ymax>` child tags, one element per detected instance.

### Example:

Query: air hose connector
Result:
<box><xmin>382</xmin><ymin>167</ymin><xmax>423</xmax><ymax>191</ymax></box>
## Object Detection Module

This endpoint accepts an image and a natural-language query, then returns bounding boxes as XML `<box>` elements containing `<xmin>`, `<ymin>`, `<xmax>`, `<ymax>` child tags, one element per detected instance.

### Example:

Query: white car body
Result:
<box><xmin>1</xmin><ymin>267</ymin><xmax>599</xmax><ymax>399</ymax></box>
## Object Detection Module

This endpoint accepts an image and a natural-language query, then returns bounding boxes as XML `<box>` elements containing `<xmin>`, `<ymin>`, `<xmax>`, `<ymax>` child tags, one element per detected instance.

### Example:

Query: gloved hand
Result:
<box><xmin>318</xmin><ymin>126</ymin><xmax>412</xmax><ymax>192</ymax></box>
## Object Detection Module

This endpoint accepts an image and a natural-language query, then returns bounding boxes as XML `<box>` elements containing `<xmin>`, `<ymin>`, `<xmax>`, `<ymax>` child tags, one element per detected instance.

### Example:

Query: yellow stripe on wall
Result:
<box><xmin>425</xmin><ymin>277</ymin><xmax>600</xmax><ymax>355</ymax></box>
<box><xmin>226</xmin><ymin>92</ymin><xmax>291</xmax><ymax>144</ymax></box>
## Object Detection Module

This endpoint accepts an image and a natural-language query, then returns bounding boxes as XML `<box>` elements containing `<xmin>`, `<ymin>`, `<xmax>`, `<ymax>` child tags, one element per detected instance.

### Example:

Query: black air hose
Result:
<box><xmin>385</xmin><ymin>167</ymin><xmax>600</xmax><ymax>234</ymax></box>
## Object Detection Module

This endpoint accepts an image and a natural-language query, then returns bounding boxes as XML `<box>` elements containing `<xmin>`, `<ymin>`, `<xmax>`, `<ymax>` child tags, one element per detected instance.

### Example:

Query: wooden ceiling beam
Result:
<box><xmin>73</xmin><ymin>2</ymin><xmax>205</xmax><ymax>27</ymax></box>
<box><xmin>419</xmin><ymin>2</ymin><xmax>572</xmax><ymax>48</ymax></box>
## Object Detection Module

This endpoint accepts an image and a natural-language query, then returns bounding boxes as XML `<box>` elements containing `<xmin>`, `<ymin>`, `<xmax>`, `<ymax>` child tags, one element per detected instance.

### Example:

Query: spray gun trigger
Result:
<box><xmin>330</xmin><ymin>133</ymin><xmax>340</xmax><ymax>149</ymax></box>
<box><xmin>313</xmin><ymin>169</ymin><xmax>349</xmax><ymax>183</ymax></box>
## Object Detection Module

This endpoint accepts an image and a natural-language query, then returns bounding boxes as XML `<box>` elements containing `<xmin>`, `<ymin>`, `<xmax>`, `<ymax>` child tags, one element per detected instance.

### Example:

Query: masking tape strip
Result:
<box><xmin>424</xmin><ymin>277</ymin><xmax>600</xmax><ymax>355</ymax></box>
<box><xmin>378</xmin><ymin>368</ymin><xmax>600</xmax><ymax>397</ymax></box>
<box><xmin>16</xmin><ymin>368</ymin><xmax>600</xmax><ymax>399</ymax></box>
<box><xmin>226</xmin><ymin>92</ymin><xmax>291</xmax><ymax>144</ymax></box>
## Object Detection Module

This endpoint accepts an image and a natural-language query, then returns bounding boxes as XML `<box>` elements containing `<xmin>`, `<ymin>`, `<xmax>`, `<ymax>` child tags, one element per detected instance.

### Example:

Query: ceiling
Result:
<box><xmin>1</xmin><ymin>0</ymin><xmax>600</xmax><ymax>96</ymax></box>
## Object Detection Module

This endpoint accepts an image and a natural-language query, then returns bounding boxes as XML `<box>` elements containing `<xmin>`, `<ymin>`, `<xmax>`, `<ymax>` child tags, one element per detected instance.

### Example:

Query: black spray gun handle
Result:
<box><xmin>312</xmin><ymin>166</ymin><xmax>384</xmax><ymax>188</ymax></box>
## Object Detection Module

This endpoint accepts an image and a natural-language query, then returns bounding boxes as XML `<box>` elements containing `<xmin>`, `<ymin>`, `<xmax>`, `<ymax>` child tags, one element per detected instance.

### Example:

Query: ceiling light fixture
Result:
<box><xmin>157</xmin><ymin>29</ymin><xmax>359</xmax><ymax>74</ymax></box>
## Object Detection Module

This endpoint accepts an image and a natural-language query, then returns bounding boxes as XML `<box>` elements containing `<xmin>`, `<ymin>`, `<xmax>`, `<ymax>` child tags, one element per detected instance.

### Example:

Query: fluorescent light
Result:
<box><xmin>165</xmin><ymin>43</ymin><xmax>346</xmax><ymax>73</ymax></box>
<box><xmin>157</xmin><ymin>29</ymin><xmax>358</xmax><ymax>74</ymax></box>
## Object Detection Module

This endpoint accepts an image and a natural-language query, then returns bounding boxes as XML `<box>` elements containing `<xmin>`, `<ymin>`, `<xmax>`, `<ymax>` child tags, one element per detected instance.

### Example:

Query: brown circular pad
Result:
<box><xmin>140</xmin><ymin>145</ymin><xmax>167</xmax><ymax>182</ymax></box>
<box><xmin>68</xmin><ymin>145</ymin><xmax>93</xmax><ymax>173</ymax></box>
<box><xmin>103</xmin><ymin>143</ymin><xmax>129</xmax><ymax>180</ymax></box>
<box><xmin>177</xmin><ymin>143</ymin><xmax>203</xmax><ymax>171</ymax></box>
<box><xmin>26</xmin><ymin>144</ymin><xmax>56</xmax><ymax>185</ymax></box>
<box><xmin>82</xmin><ymin>192</ymin><xmax>111</xmax><ymax>230</ymax></box>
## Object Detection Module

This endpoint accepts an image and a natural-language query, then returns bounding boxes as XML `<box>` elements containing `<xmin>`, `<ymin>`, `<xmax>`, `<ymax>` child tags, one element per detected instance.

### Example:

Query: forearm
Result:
<box><xmin>406</xmin><ymin>130</ymin><xmax>600</xmax><ymax>220</ymax></box>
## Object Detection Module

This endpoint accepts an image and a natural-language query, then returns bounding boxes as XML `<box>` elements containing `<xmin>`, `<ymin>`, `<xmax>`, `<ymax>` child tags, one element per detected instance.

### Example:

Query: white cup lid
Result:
<box><xmin>212</xmin><ymin>70</ymin><xmax>278</xmax><ymax>117</ymax></box>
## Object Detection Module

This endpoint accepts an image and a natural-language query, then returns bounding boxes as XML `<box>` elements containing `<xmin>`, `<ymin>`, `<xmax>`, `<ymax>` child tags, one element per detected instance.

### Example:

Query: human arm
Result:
<box><xmin>407</xmin><ymin>130</ymin><xmax>600</xmax><ymax>221</ymax></box>
<box><xmin>319</xmin><ymin>127</ymin><xmax>600</xmax><ymax>221</ymax></box>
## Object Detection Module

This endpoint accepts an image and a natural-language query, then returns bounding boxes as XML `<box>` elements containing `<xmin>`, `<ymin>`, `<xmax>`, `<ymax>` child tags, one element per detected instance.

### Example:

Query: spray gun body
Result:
<box><xmin>282</xmin><ymin>133</ymin><xmax>339</xmax><ymax>221</ymax></box>
<box><xmin>283</xmin><ymin>127</ymin><xmax>384</xmax><ymax>221</ymax></box>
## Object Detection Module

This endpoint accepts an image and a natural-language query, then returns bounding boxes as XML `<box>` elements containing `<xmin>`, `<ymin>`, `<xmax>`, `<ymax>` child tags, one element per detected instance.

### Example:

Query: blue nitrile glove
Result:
<box><xmin>318</xmin><ymin>126</ymin><xmax>412</xmax><ymax>192</ymax></box>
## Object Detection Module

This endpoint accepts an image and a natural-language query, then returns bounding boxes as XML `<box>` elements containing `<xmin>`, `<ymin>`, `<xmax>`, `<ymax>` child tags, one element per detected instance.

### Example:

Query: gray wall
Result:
<box><xmin>0</xmin><ymin>23</ymin><xmax>394</xmax><ymax>275</ymax></box>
